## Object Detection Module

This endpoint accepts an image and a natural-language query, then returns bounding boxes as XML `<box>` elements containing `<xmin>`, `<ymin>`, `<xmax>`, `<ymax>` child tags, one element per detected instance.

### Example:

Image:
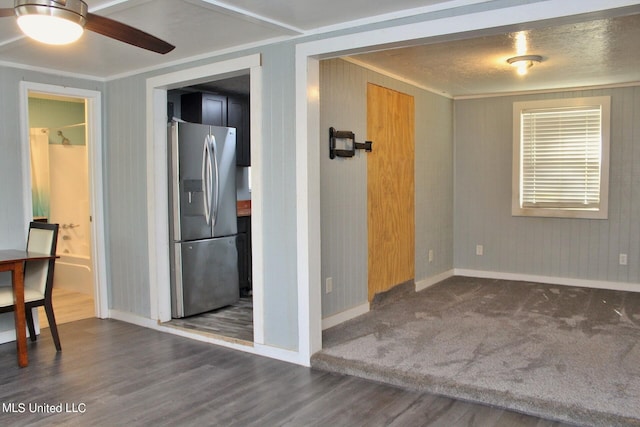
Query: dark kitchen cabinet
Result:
<box><xmin>237</xmin><ymin>215</ymin><xmax>252</xmax><ymax>297</ymax></box>
<box><xmin>181</xmin><ymin>92</ymin><xmax>227</xmax><ymax>126</ymax></box>
<box><xmin>227</xmin><ymin>96</ymin><xmax>251</xmax><ymax>166</ymax></box>
<box><xmin>181</xmin><ymin>92</ymin><xmax>251</xmax><ymax>166</ymax></box>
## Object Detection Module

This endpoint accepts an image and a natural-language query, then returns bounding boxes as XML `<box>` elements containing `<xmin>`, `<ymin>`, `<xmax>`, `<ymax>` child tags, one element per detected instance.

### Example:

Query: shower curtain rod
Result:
<box><xmin>52</xmin><ymin>122</ymin><xmax>86</xmax><ymax>130</ymax></box>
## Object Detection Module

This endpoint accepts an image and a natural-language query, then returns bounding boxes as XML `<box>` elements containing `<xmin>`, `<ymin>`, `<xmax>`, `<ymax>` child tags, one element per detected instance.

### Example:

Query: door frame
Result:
<box><xmin>18</xmin><ymin>81</ymin><xmax>109</xmax><ymax>319</ymax></box>
<box><xmin>145</xmin><ymin>54</ymin><xmax>266</xmax><ymax>346</ymax></box>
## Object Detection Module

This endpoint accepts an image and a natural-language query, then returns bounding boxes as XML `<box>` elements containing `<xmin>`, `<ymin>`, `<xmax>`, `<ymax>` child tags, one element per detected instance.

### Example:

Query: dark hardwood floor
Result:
<box><xmin>0</xmin><ymin>319</ymin><xmax>574</xmax><ymax>426</ymax></box>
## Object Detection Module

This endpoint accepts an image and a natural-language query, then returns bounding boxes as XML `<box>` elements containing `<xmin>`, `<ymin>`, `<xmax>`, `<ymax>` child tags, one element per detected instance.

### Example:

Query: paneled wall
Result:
<box><xmin>320</xmin><ymin>58</ymin><xmax>454</xmax><ymax>318</ymax></box>
<box><xmin>102</xmin><ymin>44</ymin><xmax>300</xmax><ymax>350</ymax></box>
<box><xmin>454</xmin><ymin>86</ymin><xmax>640</xmax><ymax>286</ymax></box>
<box><xmin>258</xmin><ymin>42</ymin><xmax>299</xmax><ymax>349</ymax></box>
<box><xmin>105</xmin><ymin>76</ymin><xmax>152</xmax><ymax>316</ymax></box>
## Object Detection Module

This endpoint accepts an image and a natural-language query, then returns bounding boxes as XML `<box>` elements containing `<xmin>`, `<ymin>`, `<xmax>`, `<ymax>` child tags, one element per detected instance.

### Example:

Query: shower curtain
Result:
<box><xmin>30</xmin><ymin>128</ymin><xmax>50</xmax><ymax>219</ymax></box>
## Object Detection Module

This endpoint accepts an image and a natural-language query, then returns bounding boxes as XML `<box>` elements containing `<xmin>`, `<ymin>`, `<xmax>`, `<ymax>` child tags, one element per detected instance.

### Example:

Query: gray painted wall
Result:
<box><xmin>319</xmin><ymin>58</ymin><xmax>454</xmax><ymax>318</ymax></box>
<box><xmin>258</xmin><ymin>42</ymin><xmax>299</xmax><ymax>348</ymax></box>
<box><xmin>454</xmin><ymin>86</ymin><xmax>640</xmax><ymax>286</ymax></box>
<box><xmin>101</xmin><ymin>42</ymin><xmax>300</xmax><ymax>350</ymax></box>
<box><xmin>0</xmin><ymin>0</ymin><xmax>621</xmax><ymax>351</ymax></box>
<box><xmin>105</xmin><ymin>76</ymin><xmax>151</xmax><ymax>316</ymax></box>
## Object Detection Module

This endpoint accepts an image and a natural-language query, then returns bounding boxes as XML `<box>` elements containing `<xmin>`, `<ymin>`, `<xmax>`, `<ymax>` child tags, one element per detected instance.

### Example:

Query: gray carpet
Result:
<box><xmin>312</xmin><ymin>277</ymin><xmax>640</xmax><ymax>427</ymax></box>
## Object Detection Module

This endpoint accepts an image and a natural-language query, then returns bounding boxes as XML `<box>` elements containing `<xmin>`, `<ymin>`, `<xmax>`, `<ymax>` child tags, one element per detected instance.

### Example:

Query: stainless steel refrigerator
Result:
<box><xmin>168</xmin><ymin>120</ymin><xmax>239</xmax><ymax>318</ymax></box>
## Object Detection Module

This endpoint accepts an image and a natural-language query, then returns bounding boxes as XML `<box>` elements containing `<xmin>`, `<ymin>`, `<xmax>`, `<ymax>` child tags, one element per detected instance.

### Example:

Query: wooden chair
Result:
<box><xmin>0</xmin><ymin>222</ymin><xmax>61</xmax><ymax>351</ymax></box>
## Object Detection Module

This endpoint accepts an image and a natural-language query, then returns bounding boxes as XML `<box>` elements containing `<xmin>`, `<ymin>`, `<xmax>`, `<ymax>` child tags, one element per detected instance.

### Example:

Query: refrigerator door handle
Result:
<box><xmin>211</xmin><ymin>133</ymin><xmax>220</xmax><ymax>229</ymax></box>
<box><xmin>202</xmin><ymin>135</ymin><xmax>213</xmax><ymax>225</ymax></box>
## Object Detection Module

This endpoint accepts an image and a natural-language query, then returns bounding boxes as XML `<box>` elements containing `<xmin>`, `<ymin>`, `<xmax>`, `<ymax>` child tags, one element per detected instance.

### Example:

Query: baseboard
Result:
<box><xmin>0</xmin><ymin>309</ymin><xmax>41</xmax><ymax>345</ymax></box>
<box><xmin>454</xmin><ymin>269</ymin><xmax>640</xmax><ymax>293</ymax></box>
<box><xmin>0</xmin><ymin>329</ymin><xmax>20</xmax><ymax>344</ymax></box>
<box><xmin>252</xmin><ymin>343</ymin><xmax>310</xmax><ymax>366</ymax></box>
<box><xmin>0</xmin><ymin>328</ymin><xmax>38</xmax><ymax>345</ymax></box>
<box><xmin>415</xmin><ymin>269</ymin><xmax>455</xmax><ymax>292</ymax></box>
<box><xmin>109</xmin><ymin>309</ymin><xmax>309</xmax><ymax>367</ymax></box>
<box><xmin>319</xmin><ymin>272</ymin><xmax>455</xmax><ymax>331</ymax></box>
<box><xmin>322</xmin><ymin>302</ymin><xmax>370</xmax><ymax>331</ymax></box>
<box><xmin>108</xmin><ymin>309</ymin><xmax>159</xmax><ymax>329</ymax></box>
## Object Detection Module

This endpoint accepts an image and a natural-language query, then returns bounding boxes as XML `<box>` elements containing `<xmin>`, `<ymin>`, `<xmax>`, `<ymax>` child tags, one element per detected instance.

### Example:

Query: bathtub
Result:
<box><xmin>53</xmin><ymin>254</ymin><xmax>94</xmax><ymax>296</ymax></box>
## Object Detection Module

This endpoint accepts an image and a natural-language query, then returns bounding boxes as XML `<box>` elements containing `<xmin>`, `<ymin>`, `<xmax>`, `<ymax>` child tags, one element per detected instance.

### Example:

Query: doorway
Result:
<box><xmin>27</xmin><ymin>94</ymin><xmax>95</xmax><ymax>325</ymax></box>
<box><xmin>19</xmin><ymin>82</ymin><xmax>108</xmax><ymax>326</ymax></box>
<box><xmin>146</xmin><ymin>54</ymin><xmax>268</xmax><ymax>354</ymax></box>
<box><xmin>164</xmin><ymin>76</ymin><xmax>253</xmax><ymax>343</ymax></box>
<box><xmin>367</xmin><ymin>84</ymin><xmax>415</xmax><ymax>300</ymax></box>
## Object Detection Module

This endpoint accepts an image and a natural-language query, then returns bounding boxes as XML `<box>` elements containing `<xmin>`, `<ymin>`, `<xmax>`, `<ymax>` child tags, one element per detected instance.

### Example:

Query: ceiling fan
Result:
<box><xmin>0</xmin><ymin>0</ymin><xmax>175</xmax><ymax>54</ymax></box>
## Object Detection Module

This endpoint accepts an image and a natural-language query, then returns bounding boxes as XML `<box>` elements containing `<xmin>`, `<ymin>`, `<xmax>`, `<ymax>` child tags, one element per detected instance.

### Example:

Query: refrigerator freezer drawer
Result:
<box><xmin>171</xmin><ymin>236</ymin><xmax>239</xmax><ymax>318</ymax></box>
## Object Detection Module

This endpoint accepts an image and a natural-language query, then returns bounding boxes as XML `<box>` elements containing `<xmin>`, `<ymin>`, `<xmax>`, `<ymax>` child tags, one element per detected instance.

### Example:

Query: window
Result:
<box><xmin>512</xmin><ymin>96</ymin><xmax>610</xmax><ymax>219</ymax></box>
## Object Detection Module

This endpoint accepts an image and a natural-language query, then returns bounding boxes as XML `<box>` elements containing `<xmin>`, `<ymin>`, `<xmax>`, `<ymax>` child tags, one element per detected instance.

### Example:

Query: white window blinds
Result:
<box><xmin>520</xmin><ymin>106</ymin><xmax>602</xmax><ymax>209</ymax></box>
<box><xmin>512</xmin><ymin>96</ymin><xmax>610</xmax><ymax>219</ymax></box>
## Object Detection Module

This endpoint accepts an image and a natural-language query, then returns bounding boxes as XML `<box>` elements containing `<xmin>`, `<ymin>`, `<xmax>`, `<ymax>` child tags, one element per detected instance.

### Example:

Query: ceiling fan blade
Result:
<box><xmin>85</xmin><ymin>12</ymin><xmax>174</xmax><ymax>54</ymax></box>
<box><xmin>0</xmin><ymin>8</ymin><xmax>14</xmax><ymax>17</ymax></box>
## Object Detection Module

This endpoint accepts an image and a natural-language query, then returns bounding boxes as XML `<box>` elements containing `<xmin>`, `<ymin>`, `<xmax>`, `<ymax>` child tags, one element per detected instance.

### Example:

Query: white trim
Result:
<box><xmin>108</xmin><ymin>309</ymin><xmax>160</xmax><ymax>329</ymax></box>
<box><xmin>195</xmin><ymin>0</ymin><xmax>305</xmax><ymax>33</ymax></box>
<box><xmin>343</xmin><ymin>57</ymin><xmax>452</xmax><ymax>98</ymax></box>
<box><xmin>146</xmin><ymin>87</ymin><xmax>170</xmax><ymax>322</ymax></box>
<box><xmin>0</xmin><ymin>60</ymin><xmax>108</xmax><ymax>82</ymax></box>
<box><xmin>248</xmin><ymin>59</ymin><xmax>265</xmax><ymax>345</ymax></box>
<box><xmin>0</xmin><ymin>330</ymin><xmax>17</xmax><ymax>344</ymax></box>
<box><xmin>109</xmin><ymin>309</ymin><xmax>307</xmax><ymax>365</ymax></box>
<box><xmin>0</xmin><ymin>309</ymin><xmax>38</xmax><ymax>345</ymax></box>
<box><xmin>252</xmin><ymin>343</ymin><xmax>309</xmax><ymax>366</ymax></box>
<box><xmin>454</xmin><ymin>269</ymin><xmax>640</xmax><ymax>294</ymax></box>
<box><xmin>295</xmin><ymin>55</ymin><xmax>322</xmax><ymax>361</ymax></box>
<box><xmin>0</xmin><ymin>328</ymin><xmax>33</xmax><ymax>345</ymax></box>
<box><xmin>322</xmin><ymin>303</ymin><xmax>370</xmax><ymax>330</ymax></box>
<box><xmin>415</xmin><ymin>270</ymin><xmax>455</xmax><ymax>292</ymax></box>
<box><xmin>145</xmin><ymin>54</ymin><xmax>267</xmax><ymax>350</ymax></box>
<box><xmin>317</xmin><ymin>271</ymin><xmax>455</xmax><ymax>332</ymax></box>
<box><xmin>511</xmin><ymin>96</ymin><xmax>611</xmax><ymax>219</ymax></box>
<box><xmin>454</xmin><ymin>81</ymin><xmax>640</xmax><ymax>100</ymax></box>
<box><xmin>295</xmin><ymin>0</ymin><xmax>639</xmax><ymax>364</ymax></box>
<box><xmin>17</xmin><ymin>82</ymin><xmax>109</xmax><ymax>319</ymax></box>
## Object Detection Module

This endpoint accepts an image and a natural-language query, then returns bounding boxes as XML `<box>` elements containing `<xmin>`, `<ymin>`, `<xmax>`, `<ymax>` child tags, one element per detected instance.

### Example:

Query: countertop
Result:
<box><xmin>237</xmin><ymin>200</ymin><xmax>251</xmax><ymax>217</ymax></box>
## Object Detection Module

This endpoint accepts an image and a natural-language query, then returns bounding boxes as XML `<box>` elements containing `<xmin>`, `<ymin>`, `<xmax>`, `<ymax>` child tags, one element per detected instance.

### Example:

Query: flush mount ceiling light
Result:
<box><xmin>0</xmin><ymin>0</ymin><xmax>175</xmax><ymax>53</ymax></box>
<box><xmin>507</xmin><ymin>54</ymin><xmax>543</xmax><ymax>76</ymax></box>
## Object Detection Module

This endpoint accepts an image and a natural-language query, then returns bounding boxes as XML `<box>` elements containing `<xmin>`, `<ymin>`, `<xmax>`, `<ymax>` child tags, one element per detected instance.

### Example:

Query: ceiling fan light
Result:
<box><xmin>17</xmin><ymin>14</ymin><xmax>83</xmax><ymax>45</ymax></box>
<box><xmin>15</xmin><ymin>0</ymin><xmax>88</xmax><ymax>45</ymax></box>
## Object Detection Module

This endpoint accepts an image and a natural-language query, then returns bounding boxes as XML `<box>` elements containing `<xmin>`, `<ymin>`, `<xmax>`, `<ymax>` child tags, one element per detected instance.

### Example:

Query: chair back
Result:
<box><xmin>24</xmin><ymin>222</ymin><xmax>59</xmax><ymax>298</ymax></box>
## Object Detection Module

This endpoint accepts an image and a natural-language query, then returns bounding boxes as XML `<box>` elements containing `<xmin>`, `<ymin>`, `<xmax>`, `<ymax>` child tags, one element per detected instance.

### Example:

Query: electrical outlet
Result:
<box><xmin>476</xmin><ymin>245</ymin><xmax>483</xmax><ymax>256</ymax></box>
<box><xmin>326</xmin><ymin>277</ymin><xmax>333</xmax><ymax>293</ymax></box>
<box><xmin>428</xmin><ymin>249</ymin><xmax>434</xmax><ymax>263</ymax></box>
<box><xmin>619</xmin><ymin>253</ymin><xmax>628</xmax><ymax>266</ymax></box>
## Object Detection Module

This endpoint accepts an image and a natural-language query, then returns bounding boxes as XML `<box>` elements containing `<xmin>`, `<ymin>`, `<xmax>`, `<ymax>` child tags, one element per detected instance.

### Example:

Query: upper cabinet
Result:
<box><xmin>227</xmin><ymin>96</ymin><xmax>250</xmax><ymax>167</ymax></box>
<box><xmin>181</xmin><ymin>92</ymin><xmax>250</xmax><ymax>166</ymax></box>
<box><xmin>181</xmin><ymin>92</ymin><xmax>227</xmax><ymax>127</ymax></box>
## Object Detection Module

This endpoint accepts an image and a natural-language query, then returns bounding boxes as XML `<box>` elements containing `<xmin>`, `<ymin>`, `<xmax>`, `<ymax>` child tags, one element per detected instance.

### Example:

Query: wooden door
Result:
<box><xmin>367</xmin><ymin>83</ymin><xmax>415</xmax><ymax>301</ymax></box>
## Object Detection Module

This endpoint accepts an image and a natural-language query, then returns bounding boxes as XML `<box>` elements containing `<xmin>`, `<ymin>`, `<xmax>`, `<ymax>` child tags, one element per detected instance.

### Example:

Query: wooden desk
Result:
<box><xmin>0</xmin><ymin>249</ymin><xmax>55</xmax><ymax>367</ymax></box>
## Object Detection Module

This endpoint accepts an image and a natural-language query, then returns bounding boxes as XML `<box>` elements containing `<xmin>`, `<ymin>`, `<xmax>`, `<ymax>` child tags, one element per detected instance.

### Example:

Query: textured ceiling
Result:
<box><xmin>349</xmin><ymin>13</ymin><xmax>640</xmax><ymax>97</ymax></box>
